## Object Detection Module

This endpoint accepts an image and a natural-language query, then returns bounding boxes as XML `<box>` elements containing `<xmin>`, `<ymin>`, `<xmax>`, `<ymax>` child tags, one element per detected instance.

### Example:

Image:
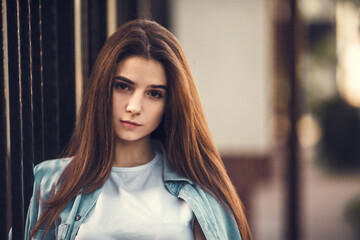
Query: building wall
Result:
<box><xmin>170</xmin><ymin>0</ymin><xmax>270</xmax><ymax>155</ymax></box>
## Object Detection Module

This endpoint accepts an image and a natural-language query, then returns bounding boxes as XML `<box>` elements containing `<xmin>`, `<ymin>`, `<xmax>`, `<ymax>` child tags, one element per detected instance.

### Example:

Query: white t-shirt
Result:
<box><xmin>76</xmin><ymin>150</ymin><xmax>194</xmax><ymax>240</ymax></box>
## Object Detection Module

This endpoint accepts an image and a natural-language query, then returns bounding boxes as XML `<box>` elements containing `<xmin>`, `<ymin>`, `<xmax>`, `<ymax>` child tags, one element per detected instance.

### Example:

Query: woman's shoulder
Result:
<box><xmin>34</xmin><ymin>157</ymin><xmax>71</xmax><ymax>172</ymax></box>
<box><xmin>34</xmin><ymin>157</ymin><xmax>72</xmax><ymax>175</ymax></box>
<box><xmin>33</xmin><ymin>157</ymin><xmax>72</xmax><ymax>186</ymax></box>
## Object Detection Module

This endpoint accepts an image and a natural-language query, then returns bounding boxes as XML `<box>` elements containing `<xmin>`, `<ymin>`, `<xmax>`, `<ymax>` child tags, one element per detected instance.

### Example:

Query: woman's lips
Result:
<box><xmin>120</xmin><ymin>120</ymin><xmax>142</xmax><ymax>129</ymax></box>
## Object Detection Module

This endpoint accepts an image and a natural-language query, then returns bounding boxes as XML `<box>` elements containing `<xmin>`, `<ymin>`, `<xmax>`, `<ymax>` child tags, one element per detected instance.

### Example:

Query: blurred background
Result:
<box><xmin>1</xmin><ymin>0</ymin><xmax>360</xmax><ymax>239</ymax></box>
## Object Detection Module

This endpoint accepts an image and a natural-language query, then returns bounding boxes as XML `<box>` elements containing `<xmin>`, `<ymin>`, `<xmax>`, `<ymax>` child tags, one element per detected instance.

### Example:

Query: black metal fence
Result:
<box><xmin>0</xmin><ymin>0</ymin><xmax>169</xmax><ymax>239</ymax></box>
<box><xmin>0</xmin><ymin>0</ymin><xmax>76</xmax><ymax>239</ymax></box>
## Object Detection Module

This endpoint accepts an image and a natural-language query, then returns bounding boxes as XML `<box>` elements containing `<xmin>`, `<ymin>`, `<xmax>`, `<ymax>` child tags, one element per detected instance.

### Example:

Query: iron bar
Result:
<box><xmin>287</xmin><ymin>0</ymin><xmax>300</xmax><ymax>239</ymax></box>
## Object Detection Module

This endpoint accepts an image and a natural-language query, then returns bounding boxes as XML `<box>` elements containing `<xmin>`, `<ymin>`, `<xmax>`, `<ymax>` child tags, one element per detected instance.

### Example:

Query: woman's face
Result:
<box><xmin>112</xmin><ymin>56</ymin><xmax>167</xmax><ymax>143</ymax></box>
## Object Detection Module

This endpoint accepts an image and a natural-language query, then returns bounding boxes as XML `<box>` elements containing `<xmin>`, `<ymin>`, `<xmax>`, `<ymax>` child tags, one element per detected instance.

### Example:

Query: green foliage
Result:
<box><xmin>344</xmin><ymin>195</ymin><xmax>360</xmax><ymax>237</ymax></box>
<box><xmin>317</xmin><ymin>97</ymin><xmax>360</xmax><ymax>172</ymax></box>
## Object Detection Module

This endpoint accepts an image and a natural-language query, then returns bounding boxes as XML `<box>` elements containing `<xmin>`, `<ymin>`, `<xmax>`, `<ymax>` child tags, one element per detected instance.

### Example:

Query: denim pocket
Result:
<box><xmin>55</xmin><ymin>223</ymin><xmax>69</xmax><ymax>240</ymax></box>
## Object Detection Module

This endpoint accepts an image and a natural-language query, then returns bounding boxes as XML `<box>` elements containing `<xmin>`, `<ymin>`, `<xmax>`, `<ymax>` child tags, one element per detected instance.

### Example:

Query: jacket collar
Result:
<box><xmin>152</xmin><ymin>139</ymin><xmax>193</xmax><ymax>185</ymax></box>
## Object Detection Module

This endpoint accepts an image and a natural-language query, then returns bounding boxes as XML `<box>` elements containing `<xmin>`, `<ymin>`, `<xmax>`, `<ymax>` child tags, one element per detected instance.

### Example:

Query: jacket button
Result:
<box><xmin>75</xmin><ymin>215</ymin><xmax>81</xmax><ymax>221</ymax></box>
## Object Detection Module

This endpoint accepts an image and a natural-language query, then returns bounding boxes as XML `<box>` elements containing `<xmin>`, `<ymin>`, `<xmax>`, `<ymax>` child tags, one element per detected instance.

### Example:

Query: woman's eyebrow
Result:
<box><xmin>114</xmin><ymin>76</ymin><xmax>135</xmax><ymax>85</ymax></box>
<box><xmin>150</xmin><ymin>84</ymin><xmax>167</xmax><ymax>90</ymax></box>
<box><xmin>114</xmin><ymin>75</ymin><xmax>167</xmax><ymax>90</ymax></box>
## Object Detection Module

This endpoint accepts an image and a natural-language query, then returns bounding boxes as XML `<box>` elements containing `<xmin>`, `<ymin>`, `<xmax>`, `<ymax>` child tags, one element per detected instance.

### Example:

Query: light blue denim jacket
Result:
<box><xmin>24</xmin><ymin>144</ymin><xmax>242</xmax><ymax>240</ymax></box>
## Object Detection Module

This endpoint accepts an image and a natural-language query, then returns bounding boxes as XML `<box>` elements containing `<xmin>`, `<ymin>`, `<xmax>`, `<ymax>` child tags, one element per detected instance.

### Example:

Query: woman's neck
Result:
<box><xmin>113</xmin><ymin>137</ymin><xmax>155</xmax><ymax>167</ymax></box>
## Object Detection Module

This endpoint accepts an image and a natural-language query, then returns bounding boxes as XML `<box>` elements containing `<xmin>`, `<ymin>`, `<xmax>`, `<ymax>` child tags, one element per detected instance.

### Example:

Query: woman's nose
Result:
<box><xmin>126</xmin><ymin>93</ymin><xmax>142</xmax><ymax>115</ymax></box>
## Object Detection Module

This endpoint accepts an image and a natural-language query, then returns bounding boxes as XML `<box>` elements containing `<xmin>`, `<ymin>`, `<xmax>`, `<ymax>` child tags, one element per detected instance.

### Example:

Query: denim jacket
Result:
<box><xmin>24</xmin><ymin>145</ymin><xmax>242</xmax><ymax>240</ymax></box>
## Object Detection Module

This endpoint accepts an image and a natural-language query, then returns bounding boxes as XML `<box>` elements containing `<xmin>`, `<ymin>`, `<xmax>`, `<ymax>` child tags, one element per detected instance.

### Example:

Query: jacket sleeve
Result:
<box><xmin>24</xmin><ymin>161</ymin><xmax>61</xmax><ymax>240</ymax></box>
<box><xmin>205</xmin><ymin>192</ymin><xmax>242</xmax><ymax>240</ymax></box>
<box><xmin>24</xmin><ymin>166</ymin><xmax>41</xmax><ymax>240</ymax></box>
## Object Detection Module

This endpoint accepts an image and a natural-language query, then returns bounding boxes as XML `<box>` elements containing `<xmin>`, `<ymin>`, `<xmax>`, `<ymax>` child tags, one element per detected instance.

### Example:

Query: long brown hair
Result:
<box><xmin>31</xmin><ymin>19</ymin><xmax>251</xmax><ymax>239</ymax></box>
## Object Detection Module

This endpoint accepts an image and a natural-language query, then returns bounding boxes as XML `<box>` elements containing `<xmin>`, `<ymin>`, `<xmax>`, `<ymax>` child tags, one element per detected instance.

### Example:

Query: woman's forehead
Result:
<box><xmin>115</xmin><ymin>56</ymin><xmax>167</xmax><ymax>86</ymax></box>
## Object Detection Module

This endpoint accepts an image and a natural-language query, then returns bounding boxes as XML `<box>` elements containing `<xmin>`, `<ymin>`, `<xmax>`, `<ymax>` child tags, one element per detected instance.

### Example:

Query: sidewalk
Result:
<box><xmin>251</xmin><ymin>157</ymin><xmax>359</xmax><ymax>240</ymax></box>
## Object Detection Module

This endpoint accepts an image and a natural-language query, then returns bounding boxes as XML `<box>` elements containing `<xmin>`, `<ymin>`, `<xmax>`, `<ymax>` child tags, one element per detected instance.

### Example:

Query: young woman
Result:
<box><xmin>25</xmin><ymin>19</ymin><xmax>251</xmax><ymax>240</ymax></box>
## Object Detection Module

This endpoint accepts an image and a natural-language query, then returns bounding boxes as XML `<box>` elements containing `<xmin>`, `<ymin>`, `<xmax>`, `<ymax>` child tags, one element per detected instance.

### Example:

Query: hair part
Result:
<box><xmin>31</xmin><ymin>19</ymin><xmax>251</xmax><ymax>240</ymax></box>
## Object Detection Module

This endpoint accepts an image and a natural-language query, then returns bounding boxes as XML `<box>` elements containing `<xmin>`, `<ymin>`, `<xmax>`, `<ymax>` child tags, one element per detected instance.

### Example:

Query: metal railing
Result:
<box><xmin>0</xmin><ymin>0</ymin><xmax>76</xmax><ymax>239</ymax></box>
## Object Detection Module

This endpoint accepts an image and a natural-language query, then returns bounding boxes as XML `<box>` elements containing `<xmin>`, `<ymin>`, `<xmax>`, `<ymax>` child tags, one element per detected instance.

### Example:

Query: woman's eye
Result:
<box><xmin>148</xmin><ymin>91</ymin><xmax>162</xmax><ymax>99</ymax></box>
<box><xmin>115</xmin><ymin>82</ymin><xmax>130</xmax><ymax>91</ymax></box>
